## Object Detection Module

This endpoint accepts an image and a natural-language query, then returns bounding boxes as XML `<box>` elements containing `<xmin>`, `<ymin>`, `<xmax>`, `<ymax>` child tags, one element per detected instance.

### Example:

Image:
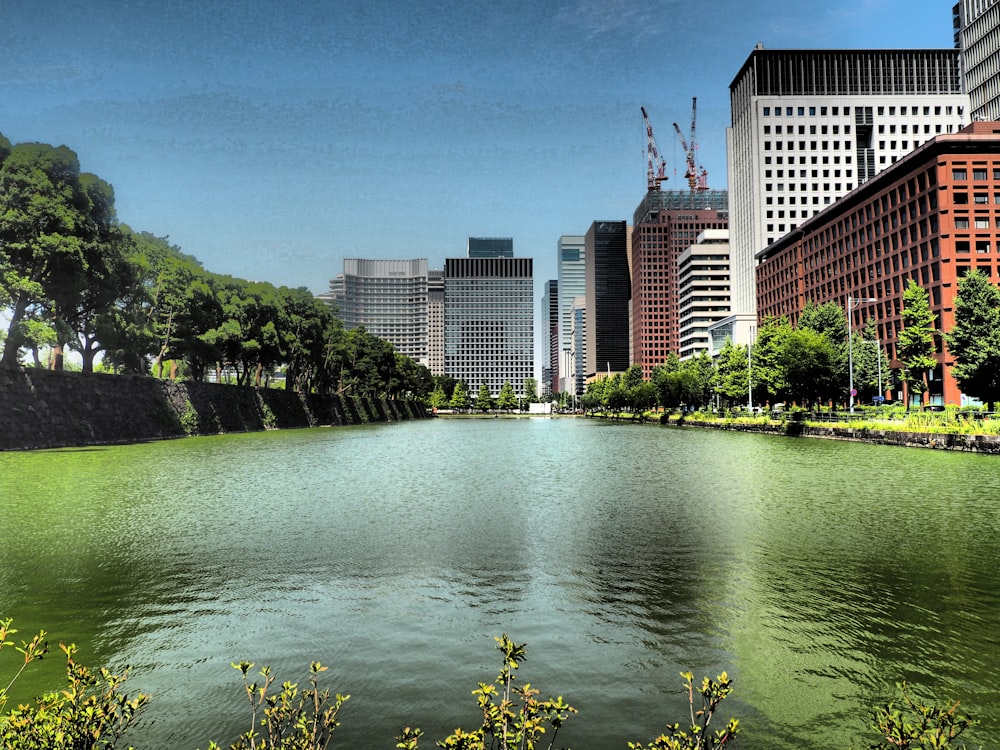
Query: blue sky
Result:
<box><xmin>2</xmin><ymin>0</ymin><xmax>954</xmax><ymax>300</ymax></box>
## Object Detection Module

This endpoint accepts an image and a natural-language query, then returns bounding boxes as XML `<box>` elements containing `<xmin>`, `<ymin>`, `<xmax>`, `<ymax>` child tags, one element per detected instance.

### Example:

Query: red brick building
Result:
<box><xmin>631</xmin><ymin>190</ymin><xmax>728</xmax><ymax>377</ymax></box>
<box><xmin>756</xmin><ymin>123</ymin><xmax>1000</xmax><ymax>406</ymax></box>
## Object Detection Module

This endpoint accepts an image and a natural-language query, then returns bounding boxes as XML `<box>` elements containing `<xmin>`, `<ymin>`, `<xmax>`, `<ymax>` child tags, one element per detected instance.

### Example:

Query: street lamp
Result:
<box><xmin>847</xmin><ymin>297</ymin><xmax>878</xmax><ymax>414</ymax></box>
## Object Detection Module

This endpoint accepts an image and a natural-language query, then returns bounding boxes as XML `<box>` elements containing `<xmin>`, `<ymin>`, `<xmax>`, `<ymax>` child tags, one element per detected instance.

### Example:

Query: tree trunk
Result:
<box><xmin>1</xmin><ymin>298</ymin><xmax>30</xmax><ymax>367</ymax></box>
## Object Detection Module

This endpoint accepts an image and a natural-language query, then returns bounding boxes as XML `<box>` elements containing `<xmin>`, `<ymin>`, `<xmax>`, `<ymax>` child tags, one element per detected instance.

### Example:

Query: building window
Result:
<box><xmin>953</xmin><ymin>169</ymin><xmax>968</xmax><ymax>181</ymax></box>
<box><xmin>974</xmin><ymin>169</ymin><xmax>988</xmax><ymax>181</ymax></box>
<box><xmin>977</xmin><ymin>240</ymin><xmax>991</xmax><ymax>253</ymax></box>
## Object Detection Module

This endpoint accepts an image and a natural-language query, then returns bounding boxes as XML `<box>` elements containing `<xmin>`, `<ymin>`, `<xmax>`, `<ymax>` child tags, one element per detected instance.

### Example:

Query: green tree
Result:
<box><xmin>945</xmin><ymin>268</ymin><xmax>1000</xmax><ymax>409</ymax></box>
<box><xmin>751</xmin><ymin>317</ymin><xmax>792</xmax><ymax>405</ymax></box>
<box><xmin>496</xmin><ymin>380</ymin><xmax>518</xmax><ymax>412</ymax></box>
<box><xmin>714</xmin><ymin>338</ymin><xmax>749</xmax><ymax>408</ymax></box>
<box><xmin>428</xmin><ymin>384</ymin><xmax>449</xmax><ymax>409</ymax></box>
<box><xmin>581</xmin><ymin>377</ymin><xmax>606</xmax><ymax>413</ymax></box>
<box><xmin>798</xmin><ymin>299</ymin><xmax>848</xmax><ymax>391</ymax></box>
<box><xmin>798</xmin><ymin>300</ymin><xmax>847</xmax><ymax>347</ymax></box>
<box><xmin>779</xmin><ymin>326</ymin><xmax>839</xmax><ymax>407</ymax></box>
<box><xmin>475</xmin><ymin>382</ymin><xmax>495</xmax><ymax>412</ymax></box>
<box><xmin>686</xmin><ymin>352</ymin><xmax>718</xmax><ymax>409</ymax></box>
<box><xmin>278</xmin><ymin>285</ymin><xmax>339</xmax><ymax>393</ymax></box>
<box><xmin>0</xmin><ymin>142</ymin><xmax>123</xmax><ymax>368</ymax></box>
<box><xmin>631</xmin><ymin>380</ymin><xmax>659</xmax><ymax>416</ymax></box>
<box><xmin>433</xmin><ymin>375</ymin><xmax>458</xmax><ymax>400</ymax></box>
<box><xmin>449</xmin><ymin>380</ymin><xmax>471</xmax><ymax>410</ymax></box>
<box><xmin>853</xmin><ymin>317</ymin><xmax>891</xmax><ymax>404</ymax></box>
<box><xmin>522</xmin><ymin>377</ymin><xmax>538</xmax><ymax>404</ymax></box>
<box><xmin>898</xmin><ymin>280</ymin><xmax>938</xmax><ymax>409</ymax></box>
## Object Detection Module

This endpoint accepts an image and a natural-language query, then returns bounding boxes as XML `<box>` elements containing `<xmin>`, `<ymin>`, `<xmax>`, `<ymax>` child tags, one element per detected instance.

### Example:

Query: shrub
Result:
<box><xmin>395</xmin><ymin>634</ymin><xmax>576</xmax><ymax>750</ymax></box>
<box><xmin>204</xmin><ymin>661</ymin><xmax>348</xmax><ymax>750</ymax></box>
<box><xmin>868</xmin><ymin>681</ymin><xmax>976</xmax><ymax>749</ymax></box>
<box><xmin>628</xmin><ymin>672</ymin><xmax>739</xmax><ymax>750</ymax></box>
<box><xmin>0</xmin><ymin>618</ymin><xmax>149</xmax><ymax>750</ymax></box>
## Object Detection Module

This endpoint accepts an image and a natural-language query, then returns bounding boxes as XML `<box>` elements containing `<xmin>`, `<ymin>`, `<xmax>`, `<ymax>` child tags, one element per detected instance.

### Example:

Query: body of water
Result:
<box><xmin>1</xmin><ymin>418</ymin><xmax>998</xmax><ymax>748</ymax></box>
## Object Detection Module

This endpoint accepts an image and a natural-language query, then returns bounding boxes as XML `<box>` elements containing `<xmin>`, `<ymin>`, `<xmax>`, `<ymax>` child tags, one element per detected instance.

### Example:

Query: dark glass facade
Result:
<box><xmin>585</xmin><ymin>220</ymin><xmax>630</xmax><ymax>375</ymax></box>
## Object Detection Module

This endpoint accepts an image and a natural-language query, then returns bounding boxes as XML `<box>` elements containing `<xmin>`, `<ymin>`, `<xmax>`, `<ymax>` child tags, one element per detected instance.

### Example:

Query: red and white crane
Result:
<box><xmin>673</xmin><ymin>96</ymin><xmax>709</xmax><ymax>193</ymax></box>
<box><xmin>641</xmin><ymin>105</ymin><xmax>667</xmax><ymax>191</ymax></box>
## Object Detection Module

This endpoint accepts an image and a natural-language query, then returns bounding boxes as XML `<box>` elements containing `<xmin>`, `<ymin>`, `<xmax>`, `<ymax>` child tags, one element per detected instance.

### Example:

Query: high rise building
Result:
<box><xmin>556</xmin><ymin>235</ymin><xmax>586</xmax><ymax>392</ymax></box>
<box><xmin>328</xmin><ymin>258</ymin><xmax>434</xmax><ymax>368</ymax></box>
<box><xmin>467</xmin><ymin>237</ymin><xmax>514</xmax><ymax>258</ymax></box>
<box><xmin>542</xmin><ymin>279</ymin><xmax>559</xmax><ymax>397</ymax></box>
<box><xmin>630</xmin><ymin>189</ymin><xmax>728</xmax><ymax>375</ymax></box>
<box><xmin>726</xmin><ymin>46</ymin><xmax>968</xmax><ymax>343</ymax></box>
<box><xmin>427</xmin><ymin>270</ymin><xmax>445</xmax><ymax>375</ymax></box>
<box><xmin>444</xmin><ymin>255</ymin><xmax>534</xmax><ymax>397</ymax></box>
<box><xmin>677</xmin><ymin>229</ymin><xmax>732</xmax><ymax>360</ymax></box>
<box><xmin>584</xmin><ymin>220</ymin><xmax>631</xmax><ymax>377</ymax></box>
<box><xmin>955</xmin><ymin>0</ymin><xmax>1000</xmax><ymax>121</ymax></box>
<box><xmin>569</xmin><ymin>297</ymin><xmax>586</xmax><ymax>400</ymax></box>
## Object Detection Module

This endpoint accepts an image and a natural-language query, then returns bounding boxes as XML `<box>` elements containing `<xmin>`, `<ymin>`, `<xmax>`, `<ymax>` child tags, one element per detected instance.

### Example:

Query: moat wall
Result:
<box><xmin>0</xmin><ymin>365</ymin><xmax>427</xmax><ymax>451</ymax></box>
<box><xmin>678</xmin><ymin>417</ymin><xmax>1000</xmax><ymax>454</ymax></box>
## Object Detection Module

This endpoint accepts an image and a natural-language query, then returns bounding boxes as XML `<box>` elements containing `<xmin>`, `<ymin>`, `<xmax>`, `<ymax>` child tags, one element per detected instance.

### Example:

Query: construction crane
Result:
<box><xmin>641</xmin><ymin>106</ymin><xmax>667</xmax><ymax>191</ymax></box>
<box><xmin>672</xmin><ymin>96</ymin><xmax>709</xmax><ymax>194</ymax></box>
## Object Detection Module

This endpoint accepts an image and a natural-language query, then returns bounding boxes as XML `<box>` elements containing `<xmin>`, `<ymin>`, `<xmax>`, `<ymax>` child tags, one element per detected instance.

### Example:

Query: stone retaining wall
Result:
<box><xmin>679</xmin><ymin>418</ymin><xmax>1000</xmax><ymax>454</ymax></box>
<box><xmin>0</xmin><ymin>366</ymin><xmax>426</xmax><ymax>451</ymax></box>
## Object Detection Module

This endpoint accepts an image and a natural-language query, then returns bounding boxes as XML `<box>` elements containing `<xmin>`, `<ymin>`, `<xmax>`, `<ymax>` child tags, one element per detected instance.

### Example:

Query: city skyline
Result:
<box><xmin>0</xmin><ymin>0</ymin><xmax>954</xmax><ymax>305</ymax></box>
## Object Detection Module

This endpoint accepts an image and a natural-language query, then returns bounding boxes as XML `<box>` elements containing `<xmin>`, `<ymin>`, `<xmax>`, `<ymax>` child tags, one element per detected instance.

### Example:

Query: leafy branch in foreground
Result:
<box><xmin>627</xmin><ymin>671</ymin><xmax>739</xmax><ymax>750</ymax></box>
<box><xmin>395</xmin><ymin>634</ymin><xmax>577</xmax><ymax>750</ymax></box>
<box><xmin>867</xmin><ymin>681</ymin><xmax>976</xmax><ymax>749</ymax></box>
<box><xmin>0</xmin><ymin>640</ymin><xmax>149</xmax><ymax>750</ymax></box>
<box><xmin>204</xmin><ymin>660</ymin><xmax>349</xmax><ymax>750</ymax></box>
<box><xmin>0</xmin><ymin>616</ymin><xmax>49</xmax><ymax>711</ymax></box>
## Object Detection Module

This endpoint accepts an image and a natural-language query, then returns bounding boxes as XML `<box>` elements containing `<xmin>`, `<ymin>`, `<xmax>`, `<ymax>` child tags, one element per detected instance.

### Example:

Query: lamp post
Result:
<box><xmin>847</xmin><ymin>297</ymin><xmax>878</xmax><ymax>414</ymax></box>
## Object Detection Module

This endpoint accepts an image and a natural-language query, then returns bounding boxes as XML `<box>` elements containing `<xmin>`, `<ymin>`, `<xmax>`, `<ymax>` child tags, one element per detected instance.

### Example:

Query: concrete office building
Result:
<box><xmin>755</xmin><ymin>123</ymin><xmax>1000</xmax><ymax>407</ymax></box>
<box><xmin>955</xmin><ymin>0</ymin><xmax>1000</xmax><ymax>121</ymax></box>
<box><xmin>444</xmin><ymin>255</ymin><xmax>534</xmax><ymax>398</ymax></box>
<box><xmin>568</xmin><ymin>297</ymin><xmax>586</xmax><ymax>401</ymax></box>
<box><xmin>726</xmin><ymin>46</ymin><xmax>968</xmax><ymax>344</ymax></box>
<box><xmin>328</xmin><ymin>258</ymin><xmax>434</xmax><ymax>368</ymax></box>
<box><xmin>631</xmin><ymin>189</ymin><xmax>728</xmax><ymax>375</ymax></box>
<box><xmin>677</xmin><ymin>229</ymin><xmax>732</xmax><ymax>360</ymax></box>
<box><xmin>542</xmin><ymin>279</ymin><xmax>559</xmax><ymax>397</ymax></box>
<box><xmin>427</xmin><ymin>270</ymin><xmax>445</xmax><ymax>375</ymax></box>
<box><xmin>556</xmin><ymin>235</ymin><xmax>586</xmax><ymax>393</ymax></box>
<box><xmin>584</xmin><ymin>221</ymin><xmax>631</xmax><ymax>377</ymax></box>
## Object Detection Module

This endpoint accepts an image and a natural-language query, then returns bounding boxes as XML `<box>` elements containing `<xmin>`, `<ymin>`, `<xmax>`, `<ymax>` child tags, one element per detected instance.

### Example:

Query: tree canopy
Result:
<box><xmin>945</xmin><ymin>269</ymin><xmax>1000</xmax><ymax>408</ymax></box>
<box><xmin>0</xmin><ymin>134</ymin><xmax>432</xmax><ymax>401</ymax></box>
<box><xmin>898</xmin><ymin>280</ymin><xmax>938</xmax><ymax>407</ymax></box>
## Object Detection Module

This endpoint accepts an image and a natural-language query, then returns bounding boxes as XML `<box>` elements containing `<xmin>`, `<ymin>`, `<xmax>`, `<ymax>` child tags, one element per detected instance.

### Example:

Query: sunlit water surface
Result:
<box><xmin>1</xmin><ymin>418</ymin><xmax>998</xmax><ymax>749</ymax></box>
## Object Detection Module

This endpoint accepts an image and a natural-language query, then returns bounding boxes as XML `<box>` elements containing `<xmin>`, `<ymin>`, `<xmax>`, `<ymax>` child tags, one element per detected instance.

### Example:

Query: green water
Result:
<box><xmin>1</xmin><ymin>419</ymin><xmax>998</xmax><ymax>749</ymax></box>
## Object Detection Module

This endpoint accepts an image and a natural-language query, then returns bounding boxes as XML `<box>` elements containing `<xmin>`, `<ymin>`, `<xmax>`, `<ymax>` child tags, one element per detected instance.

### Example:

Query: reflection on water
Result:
<box><xmin>1</xmin><ymin>419</ymin><xmax>998</xmax><ymax>749</ymax></box>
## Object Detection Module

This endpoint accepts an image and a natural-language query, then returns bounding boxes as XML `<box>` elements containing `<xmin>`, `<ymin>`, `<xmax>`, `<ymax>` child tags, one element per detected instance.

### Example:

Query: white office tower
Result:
<box><xmin>328</xmin><ymin>258</ymin><xmax>434</xmax><ymax>368</ymax></box>
<box><xmin>726</xmin><ymin>46</ymin><xmax>968</xmax><ymax>341</ymax></box>
<box><xmin>556</xmin><ymin>235</ymin><xmax>586</xmax><ymax>393</ymax></box>
<box><xmin>955</xmin><ymin>0</ymin><xmax>1000</xmax><ymax>121</ymax></box>
<box><xmin>444</xmin><ymin>255</ymin><xmax>534</xmax><ymax>398</ymax></box>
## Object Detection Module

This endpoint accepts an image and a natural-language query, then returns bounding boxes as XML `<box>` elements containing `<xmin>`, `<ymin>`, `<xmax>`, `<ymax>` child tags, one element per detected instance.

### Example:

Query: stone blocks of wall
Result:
<box><xmin>0</xmin><ymin>366</ymin><xmax>425</xmax><ymax>451</ymax></box>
